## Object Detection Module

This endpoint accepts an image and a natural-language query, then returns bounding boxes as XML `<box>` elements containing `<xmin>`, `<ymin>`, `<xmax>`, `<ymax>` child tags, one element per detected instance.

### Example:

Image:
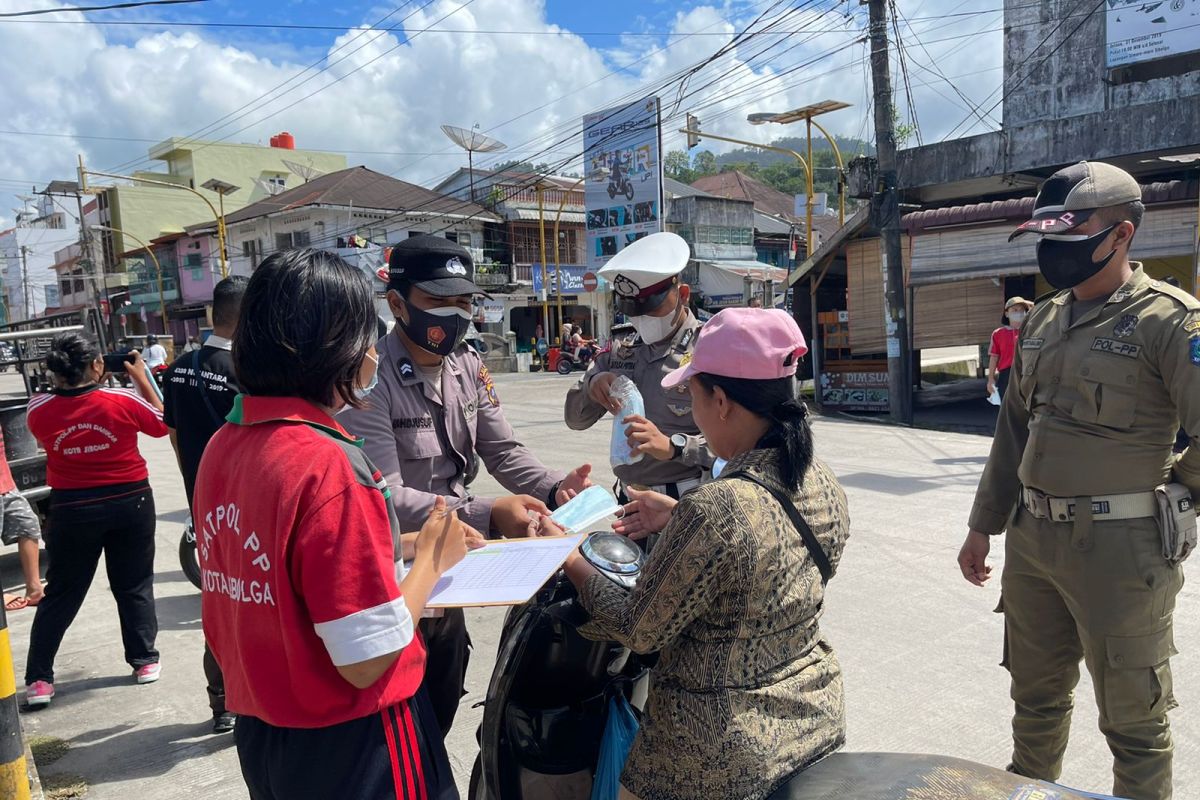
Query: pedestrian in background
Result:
<box><xmin>986</xmin><ymin>296</ymin><xmax>1033</xmax><ymax>401</ymax></box>
<box><xmin>23</xmin><ymin>333</ymin><xmax>167</xmax><ymax>708</ymax></box>
<box><xmin>144</xmin><ymin>334</ymin><xmax>168</xmax><ymax>370</ymax></box>
<box><xmin>162</xmin><ymin>275</ymin><xmax>249</xmax><ymax>734</ymax></box>
<box><xmin>0</xmin><ymin>430</ymin><xmax>43</xmax><ymax>611</ymax></box>
<box><xmin>958</xmin><ymin>162</ymin><xmax>1200</xmax><ymax>800</ymax></box>
<box><xmin>559</xmin><ymin>308</ymin><xmax>850</xmax><ymax>800</ymax></box>
<box><xmin>181</xmin><ymin>336</ymin><xmax>202</xmax><ymax>354</ymax></box>
<box><xmin>195</xmin><ymin>248</ymin><xmax>466</xmax><ymax>799</ymax></box>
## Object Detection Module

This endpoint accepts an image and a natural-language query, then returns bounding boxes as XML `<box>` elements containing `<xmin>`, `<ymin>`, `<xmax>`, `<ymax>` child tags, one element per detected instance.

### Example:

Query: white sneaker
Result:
<box><xmin>135</xmin><ymin>663</ymin><xmax>161</xmax><ymax>684</ymax></box>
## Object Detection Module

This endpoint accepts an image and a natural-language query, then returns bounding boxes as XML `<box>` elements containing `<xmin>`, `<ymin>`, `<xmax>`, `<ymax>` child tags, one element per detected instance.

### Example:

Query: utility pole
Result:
<box><xmin>867</xmin><ymin>0</ymin><xmax>912</xmax><ymax>425</ymax></box>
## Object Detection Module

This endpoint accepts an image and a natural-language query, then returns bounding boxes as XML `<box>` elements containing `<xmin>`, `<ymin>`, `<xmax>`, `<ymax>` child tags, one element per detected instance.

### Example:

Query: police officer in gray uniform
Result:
<box><xmin>565</xmin><ymin>232</ymin><xmax>713</xmax><ymax>500</ymax></box>
<box><xmin>342</xmin><ymin>235</ymin><xmax>592</xmax><ymax>736</ymax></box>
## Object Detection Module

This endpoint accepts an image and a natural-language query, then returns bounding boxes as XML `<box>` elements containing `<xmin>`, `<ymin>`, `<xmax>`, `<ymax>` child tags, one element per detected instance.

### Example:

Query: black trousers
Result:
<box><xmin>204</xmin><ymin>643</ymin><xmax>227</xmax><ymax>715</ymax></box>
<box><xmin>996</xmin><ymin>367</ymin><xmax>1012</xmax><ymax>400</ymax></box>
<box><xmin>25</xmin><ymin>485</ymin><xmax>159</xmax><ymax>685</ymax></box>
<box><xmin>235</xmin><ymin>691</ymin><xmax>457</xmax><ymax>800</ymax></box>
<box><xmin>419</xmin><ymin>609</ymin><xmax>471</xmax><ymax>738</ymax></box>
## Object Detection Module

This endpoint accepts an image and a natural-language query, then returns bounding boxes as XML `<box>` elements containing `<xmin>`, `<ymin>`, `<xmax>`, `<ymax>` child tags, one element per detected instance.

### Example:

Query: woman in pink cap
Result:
<box><xmin>559</xmin><ymin>307</ymin><xmax>852</xmax><ymax>800</ymax></box>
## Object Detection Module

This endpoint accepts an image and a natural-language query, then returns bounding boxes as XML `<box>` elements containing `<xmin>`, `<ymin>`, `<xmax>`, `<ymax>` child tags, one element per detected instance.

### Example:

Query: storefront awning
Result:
<box><xmin>697</xmin><ymin>260</ymin><xmax>788</xmax><ymax>304</ymax></box>
<box><xmin>512</xmin><ymin>208</ymin><xmax>587</xmax><ymax>225</ymax></box>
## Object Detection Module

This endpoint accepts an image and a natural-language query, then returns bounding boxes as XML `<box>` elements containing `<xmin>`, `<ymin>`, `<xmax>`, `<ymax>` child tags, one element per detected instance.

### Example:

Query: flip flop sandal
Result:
<box><xmin>4</xmin><ymin>594</ymin><xmax>28</xmax><ymax>611</ymax></box>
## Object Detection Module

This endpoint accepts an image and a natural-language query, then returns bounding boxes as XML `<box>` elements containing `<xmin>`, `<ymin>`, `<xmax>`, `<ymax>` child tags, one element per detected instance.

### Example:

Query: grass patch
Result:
<box><xmin>28</xmin><ymin>735</ymin><xmax>69</xmax><ymax>767</ymax></box>
<box><xmin>42</xmin><ymin>774</ymin><xmax>88</xmax><ymax>799</ymax></box>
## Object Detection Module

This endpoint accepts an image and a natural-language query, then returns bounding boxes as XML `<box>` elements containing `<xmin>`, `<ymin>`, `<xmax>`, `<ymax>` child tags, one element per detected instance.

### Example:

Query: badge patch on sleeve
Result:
<box><xmin>479</xmin><ymin>364</ymin><xmax>500</xmax><ymax>406</ymax></box>
<box><xmin>1190</xmin><ymin>335</ymin><xmax>1200</xmax><ymax>367</ymax></box>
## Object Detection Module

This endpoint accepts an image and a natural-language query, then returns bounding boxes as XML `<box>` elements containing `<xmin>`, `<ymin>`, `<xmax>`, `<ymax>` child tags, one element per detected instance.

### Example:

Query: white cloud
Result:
<box><xmin>0</xmin><ymin>0</ymin><xmax>1005</xmax><ymax>229</ymax></box>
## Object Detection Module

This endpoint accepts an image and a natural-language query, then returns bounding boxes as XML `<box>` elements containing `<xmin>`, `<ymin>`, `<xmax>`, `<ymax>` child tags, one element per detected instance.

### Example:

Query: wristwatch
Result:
<box><xmin>670</xmin><ymin>433</ymin><xmax>687</xmax><ymax>460</ymax></box>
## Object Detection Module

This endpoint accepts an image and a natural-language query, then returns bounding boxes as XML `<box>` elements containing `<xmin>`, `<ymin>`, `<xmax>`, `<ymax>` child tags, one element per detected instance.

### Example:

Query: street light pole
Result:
<box><xmin>678</xmin><ymin>126</ymin><xmax>812</xmax><ymax>247</ymax></box>
<box><xmin>536</xmin><ymin>183</ymin><xmax>550</xmax><ymax>343</ymax></box>
<box><xmin>92</xmin><ymin>225</ymin><xmax>168</xmax><ymax>331</ymax></box>
<box><xmin>554</xmin><ymin>177</ymin><xmax>586</xmax><ymax>339</ymax></box>
<box><xmin>78</xmin><ymin>156</ymin><xmax>230</xmax><ymax>277</ymax></box>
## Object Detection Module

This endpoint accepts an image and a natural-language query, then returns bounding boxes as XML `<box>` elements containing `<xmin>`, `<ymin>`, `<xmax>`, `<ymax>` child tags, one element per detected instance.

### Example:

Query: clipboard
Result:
<box><xmin>424</xmin><ymin>534</ymin><xmax>586</xmax><ymax>609</ymax></box>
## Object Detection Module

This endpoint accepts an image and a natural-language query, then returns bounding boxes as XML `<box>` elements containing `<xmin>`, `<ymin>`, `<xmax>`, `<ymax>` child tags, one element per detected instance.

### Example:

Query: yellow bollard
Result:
<box><xmin>0</xmin><ymin>601</ymin><xmax>31</xmax><ymax>800</ymax></box>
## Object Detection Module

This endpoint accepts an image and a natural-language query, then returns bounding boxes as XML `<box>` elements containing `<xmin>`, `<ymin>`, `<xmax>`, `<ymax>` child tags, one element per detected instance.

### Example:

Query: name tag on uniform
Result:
<box><xmin>1091</xmin><ymin>338</ymin><xmax>1141</xmax><ymax>359</ymax></box>
<box><xmin>393</xmin><ymin>416</ymin><xmax>434</xmax><ymax>430</ymax></box>
<box><xmin>1022</xmin><ymin>338</ymin><xmax>1044</xmax><ymax>350</ymax></box>
<box><xmin>462</xmin><ymin>399</ymin><xmax>478</xmax><ymax>421</ymax></box>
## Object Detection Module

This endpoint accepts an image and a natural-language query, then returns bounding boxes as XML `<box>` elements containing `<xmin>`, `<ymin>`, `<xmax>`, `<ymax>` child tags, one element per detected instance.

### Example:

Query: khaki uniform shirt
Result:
<box><xmin>564</xmin><ymin>310</ymin><xmax>713</xmax><ymax>487</ymax></box>
<box><xmin>341</xmin><ymin>331</ymin><xmax>564</xmax><ymax>535</ymax></box>
<box><xmin>970</xmin><ymin>265</ymin><xmax>1200</xmax><ymax>534</ymax></box>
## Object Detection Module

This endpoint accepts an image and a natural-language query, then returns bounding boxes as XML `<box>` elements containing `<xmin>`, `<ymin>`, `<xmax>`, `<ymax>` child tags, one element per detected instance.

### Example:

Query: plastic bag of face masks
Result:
<box><xmin>609</xmin><ymin>375</ymin><xmax>645</xmax><ymax>468</ymax></box>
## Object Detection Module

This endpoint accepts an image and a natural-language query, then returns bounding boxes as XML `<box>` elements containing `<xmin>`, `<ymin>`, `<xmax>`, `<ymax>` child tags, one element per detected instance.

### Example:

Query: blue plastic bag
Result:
<box><xmin>590</xmin><ymin>694</ymin><xmax>639</xmax><ymax>800</ymax></box>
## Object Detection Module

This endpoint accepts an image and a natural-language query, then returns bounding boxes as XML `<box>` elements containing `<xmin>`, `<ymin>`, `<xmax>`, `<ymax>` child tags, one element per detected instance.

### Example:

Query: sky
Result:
<box><xmin>0</xmin><ymin>0</ymin><xmax>1008</xmax><ymax>229</ymax></box>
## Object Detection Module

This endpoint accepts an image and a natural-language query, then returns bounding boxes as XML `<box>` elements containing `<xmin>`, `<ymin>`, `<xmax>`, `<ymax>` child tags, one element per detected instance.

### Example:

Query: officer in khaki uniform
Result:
<box><xmin>959</xmin><ymin>162</ymin><xmax>1200</xmax><ymax>800</ymax></box>
<box><xmin>565</xmin><ymin>232</ymin><xmax>713</xmax><ymax>499</ymax></box>
<box><xmin>343</xmin><ymin>235</ymin><xmax>592</xmax><ymax>737</ymax></box>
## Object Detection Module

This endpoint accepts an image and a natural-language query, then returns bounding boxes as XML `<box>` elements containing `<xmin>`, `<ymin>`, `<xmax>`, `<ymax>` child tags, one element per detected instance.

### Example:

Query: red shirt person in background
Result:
<box><xmin>987</xmin><ymin>296</ymin><xmax>1034</xmax><ymax>401</ymax></box>
<box><xmin>0</xmin><ymin>426</ymin><xmax>46</xmax><ymax>612</ymax></box>
<box><xmin>194</xmin><ymin>249</ymin><xmax>468</xmax><ymax>800</ymax></box>
<box><xmin>23</xmin><ymin>335</ymin><xmax>167</xmax><ymax>708</ymax></box>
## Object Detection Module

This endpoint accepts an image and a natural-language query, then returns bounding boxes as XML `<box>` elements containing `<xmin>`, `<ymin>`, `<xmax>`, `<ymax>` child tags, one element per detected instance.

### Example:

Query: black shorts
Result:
<box><xmin>235</xmin><ymin>691</ymin><xmax>458</xmax><ymax>800</ymax></box>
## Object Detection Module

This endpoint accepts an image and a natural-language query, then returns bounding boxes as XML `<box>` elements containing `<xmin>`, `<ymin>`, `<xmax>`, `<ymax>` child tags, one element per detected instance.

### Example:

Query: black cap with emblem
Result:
<box><xmin>388</xmin><ymin>234</ymin><xmax>490</xmax><ymax>298</ymax></box>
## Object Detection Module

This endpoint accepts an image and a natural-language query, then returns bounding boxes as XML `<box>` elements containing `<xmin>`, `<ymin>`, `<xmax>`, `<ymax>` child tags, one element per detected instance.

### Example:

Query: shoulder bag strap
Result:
<box><xmin>726</xmin><ymin>470</ymin><xmax>833</xmax><ymax>584</ymax></box>
<box><xmin>191</xmin><ymin>349</ymin><xmax>225</xmax><ymax>428</ymax></box>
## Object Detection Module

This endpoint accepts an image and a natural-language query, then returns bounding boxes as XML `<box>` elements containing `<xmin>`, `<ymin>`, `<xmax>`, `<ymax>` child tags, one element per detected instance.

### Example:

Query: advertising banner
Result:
<box><xmin>820</xmin><ymin>366</ymin><xmax>889</xmax><ymax>412</ymax></box>
<box><xmin>533</xmin><ymin>264</ymin><xmax>591</xmax><ymax>294</ymax></box>
<box><xmin>583</xmin><ymin>96</ymin><xmax>664</xmax><ymax>269</ymax></box>
<box><xmin>1106</xmin><ymin>0</ymin><xmax>1200</xmax><ymax>67</ymax></box>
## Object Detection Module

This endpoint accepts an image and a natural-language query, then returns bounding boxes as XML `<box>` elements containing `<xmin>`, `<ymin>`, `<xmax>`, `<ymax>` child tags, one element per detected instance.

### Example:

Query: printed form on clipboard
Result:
<box><xmin>423</xmin><ymin>487</ymin><xmax>622</xmax><ymax>608</ymax></box>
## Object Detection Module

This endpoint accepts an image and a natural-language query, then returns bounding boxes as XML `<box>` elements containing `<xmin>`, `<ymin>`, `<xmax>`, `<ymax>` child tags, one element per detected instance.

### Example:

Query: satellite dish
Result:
<box><xmin>256</xmin><ymin>178</ymin><xmax>285</xmax><ymax>196</ymax></box>
<box><xmin>15</xmin><ymin>195</ymin><xmax>35</xmax><ymax>203</ymax></box>
<box><xmin>281</xmin><ymin>160</ymin><xmax>324</xmax><ymax>182</ymax></box>
<box><xmin>440</xmin><ymin>124</ymin><xmax>508</xmax><ymax>155</ymax></box>
<box><xmin>441</xmin><ymin>124</ymin><xmax>507</xmax><ymax>204</ymax></box>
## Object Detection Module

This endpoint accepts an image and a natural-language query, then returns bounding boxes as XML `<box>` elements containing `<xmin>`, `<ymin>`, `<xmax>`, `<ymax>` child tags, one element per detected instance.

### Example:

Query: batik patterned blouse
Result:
<box><xmin>580</xmin><ymin>447</ymin><xmax>851</xmax><ymax>800</ymax></box>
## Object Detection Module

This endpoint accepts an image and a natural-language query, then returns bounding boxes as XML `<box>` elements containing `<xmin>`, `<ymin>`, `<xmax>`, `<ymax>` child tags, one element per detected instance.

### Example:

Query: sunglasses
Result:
<box><xmin>614</xmin><ymin>282</ymin><xmax>674</xmax><ymax>316</ymax></box>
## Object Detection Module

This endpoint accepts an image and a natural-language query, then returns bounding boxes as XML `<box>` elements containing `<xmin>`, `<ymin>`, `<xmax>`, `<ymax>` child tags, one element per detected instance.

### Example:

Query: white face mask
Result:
<box><xmin>1008</xmin><ymin>311</ymin><xmax>1027</xmax><ymax>326</ymax></box>
<box><xmin>630</xmin><ymin>306</ymin><xmax>680</xmax><ymax>345</ymax></box>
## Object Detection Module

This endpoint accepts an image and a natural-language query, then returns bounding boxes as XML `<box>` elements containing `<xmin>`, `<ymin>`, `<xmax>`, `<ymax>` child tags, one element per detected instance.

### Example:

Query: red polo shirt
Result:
<box><xmin>0</xmin><ymin>429</ymin><xmax>16</xmax><ymax>495</ymax></box>
<box><xmin>194</xmin><ymin>395</ymin><xmax>424</xmax><ymax>729</ymax></box>
<box><xmin>27</xmin><ymin>386</ymin><xmax>167</xmax><ymax>489</ymax></box>
<box><xmin>990</xmin><ymin>326</ymin><xmax>1019</xmax><ymax>372</ymax></box>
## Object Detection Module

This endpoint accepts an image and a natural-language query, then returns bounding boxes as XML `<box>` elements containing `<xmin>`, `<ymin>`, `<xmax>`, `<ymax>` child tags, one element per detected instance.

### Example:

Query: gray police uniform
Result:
<box><xmin>564</xmin><ymin>309</ymin><xmax>712</xmax><ymax>495</ymax></box>
<box><xmin>341</xmin><ymin>330</ymin><xmax>565</xmax><ymax>736</ymax></box>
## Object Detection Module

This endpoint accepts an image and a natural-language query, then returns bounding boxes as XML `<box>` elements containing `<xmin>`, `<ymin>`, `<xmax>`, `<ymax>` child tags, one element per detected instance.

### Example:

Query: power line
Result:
<box><xmin>0</xmin><ymin>0</ymin><xmax>205</xmax><ymax>17</ymax></box>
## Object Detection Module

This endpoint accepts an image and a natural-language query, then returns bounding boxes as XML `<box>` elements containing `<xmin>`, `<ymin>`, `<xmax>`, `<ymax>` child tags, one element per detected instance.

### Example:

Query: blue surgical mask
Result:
<box><xmin>355</xmin><ymin>352</ymin><xmax>379</xmax><ymax>401</ymax></box>
<box><xmin>550</xmin><ymin>485</ymin><xmax>621</xmax><ymax>533</ymax></box>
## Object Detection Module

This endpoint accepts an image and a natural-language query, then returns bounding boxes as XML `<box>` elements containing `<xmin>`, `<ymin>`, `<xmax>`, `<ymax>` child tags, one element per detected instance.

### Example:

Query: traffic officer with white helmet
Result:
<box><xmin>958</xmin><ymin>161</ymin><xmax>1200</xmax><ymax>800</ymax></box>
<box><xmin>565</xmin><ymin>231</ymin><xmax>713</xmax><ymax>500</ymax></box>
<box><xmin>342</xmin><ymin>234</ymin><xmax>592</xmax><ymax>737</ymax></box>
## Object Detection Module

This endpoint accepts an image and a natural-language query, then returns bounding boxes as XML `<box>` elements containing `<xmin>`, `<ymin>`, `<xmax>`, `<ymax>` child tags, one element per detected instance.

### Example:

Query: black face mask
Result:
<box><xmin>1035</xmin><ymin>225</ymin><xmax>1118</xmax><ymax>290</ymax></box>
<box><xmin>397</xmin><ymin>300</ymin><xmax>472</xmax><ymax>357</ymax></box>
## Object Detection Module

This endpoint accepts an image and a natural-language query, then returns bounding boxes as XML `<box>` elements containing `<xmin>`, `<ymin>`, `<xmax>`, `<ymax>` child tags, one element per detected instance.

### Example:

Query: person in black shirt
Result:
<box><xmin>162</xmin><ymin>276</ymin><xmax>248</xmax><ymax>734</ymax></box>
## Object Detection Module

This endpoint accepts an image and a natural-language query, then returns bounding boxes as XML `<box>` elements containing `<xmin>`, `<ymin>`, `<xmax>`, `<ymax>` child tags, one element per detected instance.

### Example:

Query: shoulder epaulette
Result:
<box><xmin>1148</xmin><ymin>279</ymin><xmax>1200</xmax><ymax>311</ymax></box>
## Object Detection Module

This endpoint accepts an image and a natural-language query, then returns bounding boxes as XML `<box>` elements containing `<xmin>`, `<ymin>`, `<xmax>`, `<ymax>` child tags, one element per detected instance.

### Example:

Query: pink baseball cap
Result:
<box><xmin>662</xmin><ymin>308</ymin><xmax>808</xmax><ymax>388</ymax></box>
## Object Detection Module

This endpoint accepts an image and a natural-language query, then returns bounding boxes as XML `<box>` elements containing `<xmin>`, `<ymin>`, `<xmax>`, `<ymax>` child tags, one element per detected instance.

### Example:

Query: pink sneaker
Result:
<box><xmin>25</xmin><ymin>681</ymin><xmax>54</xmax><ymax>707</ymax></box>
<box><xmin>135</xmin><ymin>663</ymin><xmax>161</xmax><ymax>685</ymax></box>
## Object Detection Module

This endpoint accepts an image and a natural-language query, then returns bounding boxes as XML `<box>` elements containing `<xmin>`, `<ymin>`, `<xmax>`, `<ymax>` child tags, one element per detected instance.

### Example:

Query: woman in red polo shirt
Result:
<box><xmin>194</xmin><ymin>249</ymin><xmax>468</xmax><ymax>800</ymax></box>
<box><xmin>24</xmin><ymin>333</ymin><xmax>168</xmax><ymax>708</ymax></box>
<box><xmin>987</xmin><ymin>296</ymin><xmax>1034</xmax><ymax>401</ymax></box>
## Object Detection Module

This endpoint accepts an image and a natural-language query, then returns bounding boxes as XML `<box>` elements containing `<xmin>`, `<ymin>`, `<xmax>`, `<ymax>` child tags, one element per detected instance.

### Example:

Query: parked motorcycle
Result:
<box><xmin>470</xmin><ymin>532</ymin><xmax>1107</xmax><ymax>800</ymax></box>
<box><xmin>471</xmin><ymin>531</ymin><xmax>649</xmax><ymax>800</ymax></box>
<box><xmin>180</xmin><ymin>520</ymin><xmax>201</xmax><ymax>589</ymax></box>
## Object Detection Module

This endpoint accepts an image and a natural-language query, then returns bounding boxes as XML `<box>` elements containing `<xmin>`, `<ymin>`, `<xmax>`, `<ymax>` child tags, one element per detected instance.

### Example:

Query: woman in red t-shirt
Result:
<box><xmin>987</xmin><ymin>297</ymin><xmax>1034</xmax><ymax>401</ymax></box>
<box><xmin>24</xmin><ymin>333</ymin><xmax>168</xmax><ymax>708</ymax></box>
<box><xmin>194</xmin><ymin>249</ymin><xmax>469</xmax><ymax>800</ymax></box>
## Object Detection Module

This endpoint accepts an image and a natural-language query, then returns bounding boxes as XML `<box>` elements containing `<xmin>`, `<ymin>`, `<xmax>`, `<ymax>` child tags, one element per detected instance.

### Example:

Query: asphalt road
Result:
<box><xmin>3</xmin><ymin>370</ymin><xmax>1196</xmax><ymax>798</ymax></box>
